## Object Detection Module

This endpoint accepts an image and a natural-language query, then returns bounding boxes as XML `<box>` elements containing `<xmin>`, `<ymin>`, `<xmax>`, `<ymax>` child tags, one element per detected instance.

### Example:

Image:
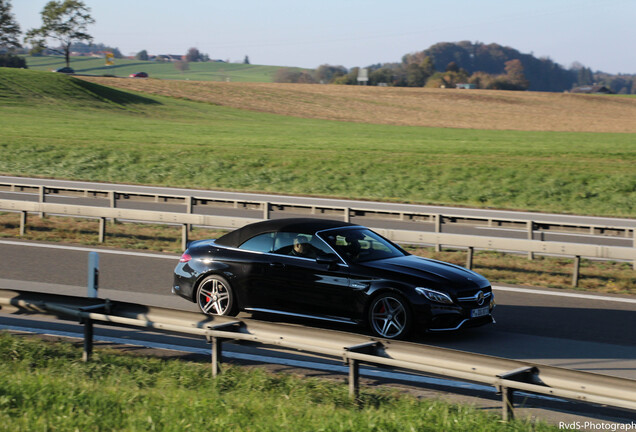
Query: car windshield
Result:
<box><xmin>318</xmin><ymin>228</ymin><xmax>406</xmax><ymax>263</ymax></box>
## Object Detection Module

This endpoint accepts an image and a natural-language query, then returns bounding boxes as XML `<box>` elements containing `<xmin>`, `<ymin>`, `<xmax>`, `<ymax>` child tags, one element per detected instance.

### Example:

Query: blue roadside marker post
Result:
<box><xmin>83</xmin><ymin>252</ymin><xmax>100</xmax><ymax>361</ymax></box>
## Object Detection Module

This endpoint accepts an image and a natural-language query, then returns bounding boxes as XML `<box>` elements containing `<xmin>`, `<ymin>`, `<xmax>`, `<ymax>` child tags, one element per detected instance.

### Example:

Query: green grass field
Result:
<box><xmin>1</xmin><ymin>68</ymin><xmax>635</xmax><ymax>217</ymax></box>
<box><xmin>0</xmin><ymin>332</ymin><xmax>558</xmax><ymax>431</ymax></box>
<box><xmin>22</xmin><ymin>55</ymin><xmax>291</xmax><ymax>82</ymax></box>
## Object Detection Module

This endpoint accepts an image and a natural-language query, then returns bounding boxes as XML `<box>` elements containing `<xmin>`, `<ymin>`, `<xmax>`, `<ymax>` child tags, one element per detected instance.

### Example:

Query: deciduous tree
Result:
<box><xmin>0</xmin><ymin>0</ymin><xmax>21</xmax><ymax>51</ymax></box>
<box><xmin>185</xmin><ymin>47</ymin><xmax>201</xmax><ymax>62</ymax></box>
<box><xmin>135</xmin><ymin>49</ymin><xmax>148</xmax><ymax>61</ymax></box>
<box><xmin>25</xmin><ymin>0</ymin><xmax>94</xmax><ymax>68</ymax></box>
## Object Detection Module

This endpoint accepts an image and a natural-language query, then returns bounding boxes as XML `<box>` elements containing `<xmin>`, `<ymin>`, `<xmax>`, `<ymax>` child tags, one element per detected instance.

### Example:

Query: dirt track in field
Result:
<box><xmin>81</xmin><ymin>77</ymin><xmax>636</xmax><ymax>133</ymax></box>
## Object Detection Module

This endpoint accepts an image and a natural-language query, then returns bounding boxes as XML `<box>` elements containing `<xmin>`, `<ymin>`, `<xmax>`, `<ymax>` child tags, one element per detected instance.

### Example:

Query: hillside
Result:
<box><xmin>22</xmin><ymin>55</ymin><xmax>290</xmax><ymax>83</ymax></box>
<box><xmin>79</xmin><ymin>76</ymin><xmax>636</xmax><ymax>133</ymax></box>
<box><xmin>0</xmin><ymin>67</ymin><xmax>159</xmax><ymax>109</ymax></box>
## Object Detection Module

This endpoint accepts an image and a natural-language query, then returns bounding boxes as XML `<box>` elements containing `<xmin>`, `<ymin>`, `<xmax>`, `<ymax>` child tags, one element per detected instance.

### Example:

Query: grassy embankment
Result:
<box><xmin>22</xmin><ymin>55</ymin><xmax>293</xmax><ymax>82</ymax></box>
<box><xmin>0</xmin><ymin>332</ymin><xmax>559</xmax><ymax>431</ymax></box>
<box><xmin>0</xmin><ymin>67</ymin><xmax>635</xmax><ymax>293</ymax></box>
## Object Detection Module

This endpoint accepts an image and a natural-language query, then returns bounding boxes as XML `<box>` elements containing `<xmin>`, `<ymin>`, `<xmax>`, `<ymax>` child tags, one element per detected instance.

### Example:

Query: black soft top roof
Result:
<box><xmin>215</xmin><ymin>218</ymin><xmax>358</xmax><ymax>248</ymax></box>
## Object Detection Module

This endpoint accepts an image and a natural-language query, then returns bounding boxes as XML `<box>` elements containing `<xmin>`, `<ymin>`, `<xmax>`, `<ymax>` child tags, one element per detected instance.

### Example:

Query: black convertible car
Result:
<box><xmin>173</xmin><ymin>218</ymin><xmax>494</xmax><ymax>339</ymax></box>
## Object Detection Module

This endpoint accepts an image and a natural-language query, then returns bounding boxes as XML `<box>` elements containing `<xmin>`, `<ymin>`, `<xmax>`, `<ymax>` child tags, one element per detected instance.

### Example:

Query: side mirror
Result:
<box><xmin>316</xmin><ymin>253</ymin><xmax>340</xmax><ymax>267</ymax></box>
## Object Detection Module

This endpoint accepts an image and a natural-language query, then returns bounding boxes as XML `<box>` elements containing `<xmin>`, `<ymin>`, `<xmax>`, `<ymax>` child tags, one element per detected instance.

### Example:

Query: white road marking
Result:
<box><xmin>492</xmin><ymin>285</ymin><xmax>636</xmax><ymax>304</ymax></box>
<box><xmin>0</xmin><ymin>240</ymin><xmax>179</xmax><ymax>260</ymax></box>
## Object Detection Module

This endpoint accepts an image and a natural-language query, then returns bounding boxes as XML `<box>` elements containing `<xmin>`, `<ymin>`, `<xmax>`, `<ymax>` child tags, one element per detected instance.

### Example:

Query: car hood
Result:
<box><xmin>359</xmin><ymin>255</ymin><xmax>490</xmax><ymax>291</ymax></box>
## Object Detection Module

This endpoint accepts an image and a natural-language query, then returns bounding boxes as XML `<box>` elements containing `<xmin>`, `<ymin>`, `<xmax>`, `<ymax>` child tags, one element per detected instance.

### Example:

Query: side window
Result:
<box><xmin>238</xmin><ymin>233</ymin><xmax>274</xmax><ymax>253</ymax></box>
<box><xmin>273</xmin><ymin>232</ymin><xmax>333</xmax><ymax>259</ymax></box>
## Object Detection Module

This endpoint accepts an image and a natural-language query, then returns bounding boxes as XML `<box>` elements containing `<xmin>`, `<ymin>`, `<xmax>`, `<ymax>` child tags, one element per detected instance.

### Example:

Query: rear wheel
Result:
<box><xmin>368</xmin><ymin>293</ymin><xmax>411</xmax><ymax>339</ymax></box>
<box><xmin>196</xmin><ymin>275</ymin><xmax>238</xmax><ymax>316</ymax></box>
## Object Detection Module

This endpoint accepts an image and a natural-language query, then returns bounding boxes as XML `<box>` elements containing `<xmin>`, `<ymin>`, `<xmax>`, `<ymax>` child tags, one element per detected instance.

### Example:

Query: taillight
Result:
<box><xmin>179</xmin><ymin>253</ymin><xmax>192</xmax><ymax>263</ymax></box>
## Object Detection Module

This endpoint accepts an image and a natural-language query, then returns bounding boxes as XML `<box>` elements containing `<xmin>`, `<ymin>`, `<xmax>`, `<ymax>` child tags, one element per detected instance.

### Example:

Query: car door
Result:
<box><xmin>263</xmin><ymin>232</ymin><xmax>354</xmax><ymax>319</ymax></box>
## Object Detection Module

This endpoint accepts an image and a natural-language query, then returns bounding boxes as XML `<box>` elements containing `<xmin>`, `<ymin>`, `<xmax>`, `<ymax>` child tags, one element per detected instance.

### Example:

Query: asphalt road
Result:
<box><xmin>1</xmin><ymin>239</ymin><xmax>635</xmax><ymax>381</ymax></box>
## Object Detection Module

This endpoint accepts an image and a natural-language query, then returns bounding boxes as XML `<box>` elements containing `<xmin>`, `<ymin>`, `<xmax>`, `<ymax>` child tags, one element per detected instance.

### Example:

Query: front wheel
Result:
<box><xmin>196</xmin><ymin>275</ymin><xmax>238</xmax><ymax>316</ymax></box>
<box><xmin>368</xmin><ymin>293</ymin><xmax>412</xmax><ymax>339</ymax></box>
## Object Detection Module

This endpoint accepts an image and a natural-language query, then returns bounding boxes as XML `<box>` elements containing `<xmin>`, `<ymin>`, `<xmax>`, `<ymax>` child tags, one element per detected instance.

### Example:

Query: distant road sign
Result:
<box><xmin>357</xmin><ymin>68</ymin><xmax>368</xmax><ymax>83</ymax></box>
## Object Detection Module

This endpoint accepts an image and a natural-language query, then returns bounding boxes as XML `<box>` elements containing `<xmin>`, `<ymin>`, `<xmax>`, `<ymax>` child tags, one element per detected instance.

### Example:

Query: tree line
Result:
<box><xmin>276</xmin><ymin>41</ymin><xmax>636</xmax><ymax>94</ymax></box>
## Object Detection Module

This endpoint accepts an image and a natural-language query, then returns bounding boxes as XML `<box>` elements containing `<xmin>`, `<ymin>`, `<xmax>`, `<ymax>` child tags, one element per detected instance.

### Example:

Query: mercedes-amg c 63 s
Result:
<box><xmin>173</xmin><ymin>218</ymin><xmax>494</xmax><ymax>339</ymax></box>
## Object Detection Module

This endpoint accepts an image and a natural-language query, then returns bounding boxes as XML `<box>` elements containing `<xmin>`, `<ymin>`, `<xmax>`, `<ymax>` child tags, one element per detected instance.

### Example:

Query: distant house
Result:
<box><xmin>456</xmin><ymin>83</ymin><xmax>477</xmax><ymax>89</ymax></box>
<box><xmin>156</xmin><ymin>55</ymin><xmax>184</xmax><ymax>62</ymax></box>
<box><xmin>571</xmin><ymin>85</ymin><xmax>613</xmax><ymax>94</ymax></box>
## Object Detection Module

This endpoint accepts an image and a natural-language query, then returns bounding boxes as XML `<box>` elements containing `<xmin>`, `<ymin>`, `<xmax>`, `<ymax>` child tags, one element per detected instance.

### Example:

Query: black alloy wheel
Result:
<box><xmin>196</xmin><ymin>275</ymin><xmax>238</xmax><ymax>316</ymax></box>
<box><xmin>368</xmin><ymin>293</ymin><xmax>412</xmax><ymax>339</ymax></box>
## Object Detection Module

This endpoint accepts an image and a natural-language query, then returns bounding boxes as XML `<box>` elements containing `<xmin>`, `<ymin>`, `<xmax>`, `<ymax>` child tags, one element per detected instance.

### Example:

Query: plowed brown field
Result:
<box><xmin>80</xmin><ymin>77</ymin><xmax>636</xmax><ymax>133</ymax></box>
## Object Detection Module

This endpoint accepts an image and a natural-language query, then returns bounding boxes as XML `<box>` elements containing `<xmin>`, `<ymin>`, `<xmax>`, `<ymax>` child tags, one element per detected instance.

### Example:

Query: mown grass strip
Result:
<box><xmin>0</xmin><ymin>332</ymin><xmax>559</xmax><ymax>431</ymax></box>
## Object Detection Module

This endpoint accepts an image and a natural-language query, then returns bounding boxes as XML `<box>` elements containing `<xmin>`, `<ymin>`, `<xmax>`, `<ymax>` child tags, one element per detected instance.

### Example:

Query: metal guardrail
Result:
<box><xmin>1</xmin><ymin>289</ymin><xmax>635</xmax><ymax>422</ymax></box>
<box><xmin>2</xmin><ymin>181</ymin><xmax>635</xmax><ymax>241</ymax></box>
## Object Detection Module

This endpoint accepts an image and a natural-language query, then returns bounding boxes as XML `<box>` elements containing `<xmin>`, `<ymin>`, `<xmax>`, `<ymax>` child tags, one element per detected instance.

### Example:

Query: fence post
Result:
<box><xmin>466</xmin><ymin>247</ymin><xmax>474</xmax><ymax>270</ymax></box>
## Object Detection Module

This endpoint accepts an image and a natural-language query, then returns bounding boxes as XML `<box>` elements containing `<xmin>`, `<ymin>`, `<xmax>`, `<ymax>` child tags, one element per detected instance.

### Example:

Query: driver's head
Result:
<box><xmin>293</xmin><ymin>236</ymin><xmax>309</xmax><ymax>255</ymax></box>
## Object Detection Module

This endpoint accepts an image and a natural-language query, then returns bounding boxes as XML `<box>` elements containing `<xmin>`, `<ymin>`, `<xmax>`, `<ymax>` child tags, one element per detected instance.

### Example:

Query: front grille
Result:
<box><xmin>457</xmin><ymin>288</ymin><xmax>492</xmax><ymax>306</ymax></box>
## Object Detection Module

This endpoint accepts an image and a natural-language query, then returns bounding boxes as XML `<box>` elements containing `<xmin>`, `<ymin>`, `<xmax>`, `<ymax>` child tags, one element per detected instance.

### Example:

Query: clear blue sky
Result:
<box><xmin>12</xmin><ymin>0</ymin><xmax>636</xmax><ymax>74</ymax></box>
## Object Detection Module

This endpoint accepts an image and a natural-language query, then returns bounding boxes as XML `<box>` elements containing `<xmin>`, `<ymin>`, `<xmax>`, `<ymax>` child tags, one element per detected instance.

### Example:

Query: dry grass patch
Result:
<box><xmin>80</xmin><ymin>77</ymin><xmax>636</xmax><ymax>133</ymax></box>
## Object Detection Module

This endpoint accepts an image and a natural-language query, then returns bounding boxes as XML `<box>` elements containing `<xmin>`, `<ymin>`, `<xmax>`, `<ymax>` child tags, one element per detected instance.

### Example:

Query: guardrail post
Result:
<box><xmin>182</xmin><ymin>224</ymin><xmax>189</xmax><ymax>251</ymax></box>
<box><xmin>38</xmin><ymin>186</ymin><xmax>45</xmax><ymax>219</ymax></box>
<box><xmin>527</xmin><ymin>221</ymin><xmax>534</xmax><ymax>260</ymax></box>
<box><xmin>343</xmin><ymin>342</ymin><xmax>379</xmax><ymax>401</ymax></box>
<box><xmin>19</xmin><ymin>211</ymin><xmax>27</xmax><ymax>236</ymax></box>
<box><xmin>186</xmin><ymin>196</ymin><xmax>193</xmax><ymax>232</ymax></box>
<box><xmin>435</xmin><ymin>214</ymin><xmax>442</xmax><ymax>252</ymax></box>
<box><xmin>262</xmin><ymin>202</ymin><xmax>269</xmax><ymax>220</ymax></box>
<box><xmin>344</xmin><ymin>207</ymin><xmax>350</xmax><ymax>223</ymax></box>
<box><xmin>573</xmin><ymin>256</ymin><xmax>581</xmax><ymax>287</ymax></box>
<box><xmin>500</xmin><ymin>386</ymin><xmax>515</xmax><ymax>421</ymax></box>
<box><xmin>98</xmin><ymin>217</ymin><xmax>106</xmax><ymax>243</ymax></box>
<box><xmin>87</xmin><ymin>252</ymin><xmax>99</xmax><ymax>298</ymax></box>
<box><xmin>347</xmin><ymin>358</ymin><xmax>360</xmax><ymax>400</ymax></box>
<box><xmin>633</xmin><ymin>230</ymin><xmax>636</xmax><ymax>270</ymax></box>
<box><xmin>205</xmin><ymin>322</ymin><xmax>242</xmax><ymax>377</ymax></box>
<box><xmin>108</xmin><ymin>191</ymin><xmax>117</xmax><ymax>225</ymax></box>
<box><xmin>210</xmin><ymin>336</ymin><xmax>223</xmax><ymax>377</ymax></box>
<box><xmin>466</xmin><ymin>247</ymin><xmax>474</xmax><ymax>270</ymax></box>
<box><xmin>82</xmin><ymin>317</ymin><xmax>94</xmax><ymax>362</ymax></box>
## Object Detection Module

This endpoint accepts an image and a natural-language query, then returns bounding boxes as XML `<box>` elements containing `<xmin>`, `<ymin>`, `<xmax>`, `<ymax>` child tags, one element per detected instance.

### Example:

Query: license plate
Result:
<box><xmin>471</xmin><ymin>307</ymin><xmax>490</xmax><ymax>318</ymax></box>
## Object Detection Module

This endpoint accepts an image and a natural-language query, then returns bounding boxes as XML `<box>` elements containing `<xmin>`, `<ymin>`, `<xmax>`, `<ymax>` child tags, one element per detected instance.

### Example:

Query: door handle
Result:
<box><xmin>269</xmin><ymin>262</ymin><xmax>285</xmax><ymax>268</ymax></box>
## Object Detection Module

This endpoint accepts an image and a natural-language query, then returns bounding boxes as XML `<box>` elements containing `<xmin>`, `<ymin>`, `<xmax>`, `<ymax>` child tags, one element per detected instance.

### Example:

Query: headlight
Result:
<box><xmin>416</xmin><ymin>287</ymin><xmax>454</xmax><ymax>305</ymax></box>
